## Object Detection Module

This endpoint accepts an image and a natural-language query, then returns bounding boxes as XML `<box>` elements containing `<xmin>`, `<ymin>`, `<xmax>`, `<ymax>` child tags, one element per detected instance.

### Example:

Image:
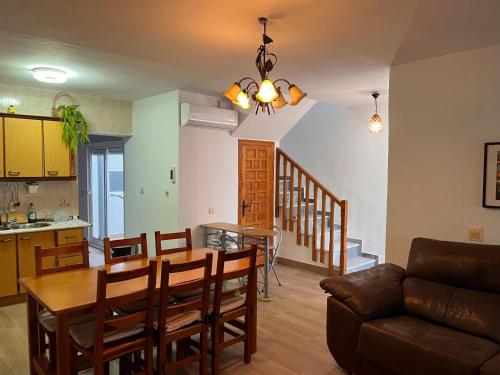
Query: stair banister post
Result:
<box><xmin>275</xmin><ymin>149</ymin><xmax>281</xmax><ymax>218</ymax></box>
<box><xmin>340</xmin><ymin>200</ymin><xmax>348</xmax><ymax>275</ymax></box>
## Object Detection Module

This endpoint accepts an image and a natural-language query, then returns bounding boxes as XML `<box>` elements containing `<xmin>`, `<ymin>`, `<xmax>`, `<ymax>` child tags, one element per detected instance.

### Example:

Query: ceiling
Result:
<box><xmin>0</xmin><ymin>0</ymin><xmax>498</xmax><ymax>106</ymax></box>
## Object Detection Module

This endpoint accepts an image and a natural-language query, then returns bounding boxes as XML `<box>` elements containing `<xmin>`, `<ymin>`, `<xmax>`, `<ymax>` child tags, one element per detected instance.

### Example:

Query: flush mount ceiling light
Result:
<box><xmin>369</xmin><ymin>92</ymin><xmax>382</xmax><ymax>134</ymax></box>
<box><xmin>32</xmin><ymin>67</ymin><xmax>68</xmax><ymax>83</ymax></box>
<box><xmin>224</xmin><ymin>17</ymin><xmax>307</xmax><ymax>115</ymax></box>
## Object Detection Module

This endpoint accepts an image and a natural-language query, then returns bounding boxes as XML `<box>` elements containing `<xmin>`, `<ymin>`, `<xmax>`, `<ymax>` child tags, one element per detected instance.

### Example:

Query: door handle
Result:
<box><xmin>47</xmin><ymin>171</ymin><xmax>59</xmax><ymax>176</ymax></box>
<box><xmin>20</xmin><ymin>237</ymin><xmax>32</xmax><ymax>241</ymax></box>
<box><xmin>242</xmin><ymin>200</ymin><xmax>251</xmax><ymax>218</ymax></box>
<box><xmin>0</xmin><ymin>239</ymin><xmax>12</xmax><ymax>243</ymax></box>
<box><xmin>8</xmin><ymin>171</ymin><xmax>20</xmax><ymax>176</ymax></box>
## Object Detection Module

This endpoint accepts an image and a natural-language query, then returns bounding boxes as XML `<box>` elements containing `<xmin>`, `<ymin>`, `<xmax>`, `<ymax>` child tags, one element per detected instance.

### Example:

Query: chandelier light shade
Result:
<box><xmin>223</xmin><ymin>17</ymin><xmax>307</xmax><ymax>115</ymax></box>
<box><xmin>369</xmin><ymin>92</ymin><xmax>383</xmax><ymax>133</ymax></box>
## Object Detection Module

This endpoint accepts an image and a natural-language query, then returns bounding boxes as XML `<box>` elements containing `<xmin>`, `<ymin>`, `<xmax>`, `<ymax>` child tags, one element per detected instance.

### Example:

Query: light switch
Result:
<box><xmin>140</xmin><ymin>187</ymin><xmax>144</xmax><ymax>194</ymax></box>
<box><xmin>468</xmin><ymin>226</ymin><xmax>483</xmax><ymax>242</ymax></box>
<box><xmin>209</xmin><ymin>207</ymin><xmax>215</xmax><ymax>215</ymax></box>
<box><xmin>165</xmin><ymin>191</ymin><xmax>170</xmax><ymax>198</ymax></box>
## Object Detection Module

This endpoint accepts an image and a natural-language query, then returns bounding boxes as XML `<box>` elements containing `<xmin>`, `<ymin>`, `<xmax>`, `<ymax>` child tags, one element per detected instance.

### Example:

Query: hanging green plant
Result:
<box><xmin>58</xmin><ymin>104</ymin><xmax>90</xmax><ymax>154</ymax></box>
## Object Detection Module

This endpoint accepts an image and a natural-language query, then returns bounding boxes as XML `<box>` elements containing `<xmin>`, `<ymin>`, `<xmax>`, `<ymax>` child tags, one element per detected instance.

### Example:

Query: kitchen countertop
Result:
<box><xmin>0</xmin><ymin>219</ymin><xmax>91</xmax><ymax>236</ymax></box>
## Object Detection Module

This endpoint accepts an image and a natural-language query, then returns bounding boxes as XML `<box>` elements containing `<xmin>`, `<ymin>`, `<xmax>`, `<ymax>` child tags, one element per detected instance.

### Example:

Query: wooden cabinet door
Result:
<box><xmin>0</xmin><ymin>120</ymin><xmax>4</xmax><ymax>177</ymax></box>
<box><xmin>0</xmin><ymin>235</ymin><xmax>18</xmax><ymax>297</ymax></box>
<box><xmin>4</xmin><ymin>118</ymin><xmax>43</xmax><ymax>177</ymax></box>
<box><xmin>43</xmin><ymin>120</ymin><xmax>71</xmax><ymax>177</ymax></box>
<box><xmin>18</xmin><ymin>231</ymin><xmax>55</xmax><ymax>291</ymax></box>
<box><xmin>56</xmin><ymin>228</ymin><xmax>84</xmax><ymax>266</ymax></box>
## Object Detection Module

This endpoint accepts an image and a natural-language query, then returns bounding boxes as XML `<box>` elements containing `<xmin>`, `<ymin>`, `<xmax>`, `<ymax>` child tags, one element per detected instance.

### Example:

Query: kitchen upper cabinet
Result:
<box><xmin>4</xmin><ymin>118</ymin><xmax>43</xmax><ymax>178</ymax></box>
<box><xmin>0</xmin><ymin>235</ymin><xmax>18</xmax><ymax>297</ymax></box>
<box><xmin>17</xmin><ymin>231</ymin><xmax>56</xmax><ymax>291</ymax></box>
<box><xmin>43</xmin><ymin>120</ymin><xmax>71</xmax><ymax>177</ymax></box>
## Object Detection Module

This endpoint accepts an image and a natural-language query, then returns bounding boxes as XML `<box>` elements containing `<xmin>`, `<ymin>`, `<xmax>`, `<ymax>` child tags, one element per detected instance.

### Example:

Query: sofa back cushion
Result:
<box><xmin>406</xmin><ymin>238</ymin><xmax>500</xmax><ymax>294</ymax></box>
<box><xmin>404</xmin><ymin>238</ymin><xmax>500</xmax><ymax>343</ymax></box>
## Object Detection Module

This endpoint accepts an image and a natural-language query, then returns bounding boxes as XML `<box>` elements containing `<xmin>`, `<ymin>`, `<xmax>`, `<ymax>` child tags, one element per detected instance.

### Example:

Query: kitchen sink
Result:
<box><xmin>0</xmin><ymin>226</ymin><xmax>11</xmax><ymax>231</ymax></box>
<box><xmin>10</xmin><ymin>222</ymin><xmax>52</xmax><ymax>229</ymax></box>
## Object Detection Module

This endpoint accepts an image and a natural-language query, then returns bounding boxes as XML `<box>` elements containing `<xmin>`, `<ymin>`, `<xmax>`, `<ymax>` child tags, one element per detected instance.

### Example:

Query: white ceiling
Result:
<box><xmin>0</xmin><ymin>0</ymin><xmax>498</xmax><ymax>106</ymax></box>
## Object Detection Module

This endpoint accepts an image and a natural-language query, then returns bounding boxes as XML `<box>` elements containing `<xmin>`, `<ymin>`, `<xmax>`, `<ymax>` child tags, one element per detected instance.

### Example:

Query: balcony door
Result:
<box><xmin>87</xmin><ymin>143</ymin><xmax>124</xmax><ymax>249</ymax></box>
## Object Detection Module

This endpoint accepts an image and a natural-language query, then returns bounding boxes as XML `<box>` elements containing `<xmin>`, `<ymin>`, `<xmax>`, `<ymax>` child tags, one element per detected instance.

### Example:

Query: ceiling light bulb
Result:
<box><xmin>369</xmin><ymin>114</ymin><xmax>382</xmax><ymax>133</ymax></box>
<box><xmin>224</xmin><ymin>82</ymin><xmax>241</xmax><ymax>103</ymax></box>
<box><xmin>237</xmin><ymin>90</ymin><xmax>251</xmax><ymax>109</ymax></box>
<box><xmin>32</xmin><ymin>67</ymin><xmax>68</xmax><ymax>83</ymax></box>
<box><xmin>256</xmin><ymin>79</ymin><xmax>278</xmax><ymax>103</ymax></box>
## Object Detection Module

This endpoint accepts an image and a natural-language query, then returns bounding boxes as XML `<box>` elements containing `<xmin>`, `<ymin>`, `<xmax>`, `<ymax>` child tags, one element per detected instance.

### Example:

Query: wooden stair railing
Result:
<box><xmin>275</xmin><ymin>148</ymin><xmax>348</xmax><ymax>275</ymax></box>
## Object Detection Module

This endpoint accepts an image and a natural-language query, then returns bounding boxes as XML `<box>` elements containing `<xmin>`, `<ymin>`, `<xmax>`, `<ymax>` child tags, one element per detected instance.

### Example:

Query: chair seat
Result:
<box><xmin>38</xmin><ymin>310</ymin><xmax>95</xmax><ymax>333</ymax></box>
<box><xmin>358</xmin><ymin>315</ymin><xmax>499</xmax><ymax>375</ymax></box>
<box><xmin>210</xmin><ymin>296</ymin><xmax>246</xmax><ymax>315</ymax></box>
<box><xmin>69</xmin><ymin>318</ymin><xmax>146</xmax><ymax>349</ymax></box>
<box><xmin>153</xmin><ymin>310</ymin><xmax>201</xmax><ymax>332</ymax></box>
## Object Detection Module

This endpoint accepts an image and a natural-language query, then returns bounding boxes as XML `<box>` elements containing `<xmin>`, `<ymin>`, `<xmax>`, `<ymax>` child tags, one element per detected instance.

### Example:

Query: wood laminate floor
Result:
<box><xmin>0</xmin><ymin>263</ymin><xmax>346</xmax><ymax>374</ymax></box>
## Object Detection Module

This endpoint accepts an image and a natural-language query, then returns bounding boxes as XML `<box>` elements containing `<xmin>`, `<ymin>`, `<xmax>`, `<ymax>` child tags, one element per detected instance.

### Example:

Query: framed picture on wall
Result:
<box><xmin>482</xmin><ymin>142</ymin><xmax>500</xmax><ymax>208</ymax></box>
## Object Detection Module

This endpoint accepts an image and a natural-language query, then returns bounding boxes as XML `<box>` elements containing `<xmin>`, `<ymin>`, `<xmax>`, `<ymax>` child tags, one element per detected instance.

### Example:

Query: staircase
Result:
<box><xmin>275</xmin><ymin>148</ymin><xmax>377</xmax><ymax>275</ymax></box>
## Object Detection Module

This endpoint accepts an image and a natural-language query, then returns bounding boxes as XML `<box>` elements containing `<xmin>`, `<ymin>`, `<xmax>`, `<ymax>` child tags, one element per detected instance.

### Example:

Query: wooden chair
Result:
<box><xmin>69</xmin><ymin>260</ymin><xmax>158</xmax><ymax>375</ymax></box>
<box><xmin>34</xmin><ymin>241</ymin><xmax>90</xmax><ymax>371</ymax></box>
<box><xmin>103</xmin><ymin>233</ymin><xmax>148</xmax><ymax>265</ymax></box>
<box><xmin>155</xmin><ymin>228</ymin><xmax>192</xmax><ymax>255</ymax></box>
<box><xmin>211</xmin><ymin>245</ymin><xmax>257</xmax><ymax>375</ymax></box>
<box><xmin>155</xmin><ymin>253</ymin><xmax>213</xmax><ymax>375</ymax></box>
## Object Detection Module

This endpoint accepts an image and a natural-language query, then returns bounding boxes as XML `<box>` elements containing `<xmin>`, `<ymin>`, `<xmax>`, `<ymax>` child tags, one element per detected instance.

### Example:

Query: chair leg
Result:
<box><xmin>244</xmin><ymin>313</ymin><xmax>252</xmax><ymax>364</ymax></box>
<box><xmin>48</xmin><ymin>332</ymin><xmax>57</xmax><ymax>369</ymax></box>
<box><xmin>211</xmin><ymin>320</ymin><xmax>221</xmax><ymax>375</ymax></box>
<box><xmin>271</xmin><ymin>264</ymin><xmax>282</xmax><ymax>286</ymax></box>
<box><xmin>157</xmin><ymin>337</ymin><xmax>167</xmax><ymax>375</ymax></box>
<box><xmin>199</xmin><ymin>324</ymin><xmax>208</xmax><ymax>375</ymax></box>
<box><xmin>144</xmin><ymin>338</ymin><xmax>154</xmax><ymax>375</ymax></box>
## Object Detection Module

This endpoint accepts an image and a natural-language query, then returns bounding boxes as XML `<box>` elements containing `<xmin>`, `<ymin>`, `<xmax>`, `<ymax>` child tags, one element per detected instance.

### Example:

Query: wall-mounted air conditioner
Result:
<box><xmin>180</xmin><ymin>103</ymin><xmax>238</xmax><ymax>131</ymax></box>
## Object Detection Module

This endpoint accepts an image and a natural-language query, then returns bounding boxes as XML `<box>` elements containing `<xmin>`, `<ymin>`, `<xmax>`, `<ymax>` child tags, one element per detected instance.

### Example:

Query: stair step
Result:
<box><xmin>344</xmin><ymin>256</ymin><xmax>377</xmax><ymax>273</ymax></box>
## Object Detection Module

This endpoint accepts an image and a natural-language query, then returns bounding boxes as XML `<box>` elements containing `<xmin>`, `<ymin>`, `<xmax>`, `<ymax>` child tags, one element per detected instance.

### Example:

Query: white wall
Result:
<box><xmin>386</xmin><ymin>45</ymin><xmax>500</xmax><ymax>267</ymax></box>
<box><xmin>178</xmin><ymin>91</ymin><xmax>238</xmax><ymax>248</ymax></box>
<box><xmin>0</xmin><ymin>83</ymin><xmax>132</xmax><ymax>135</ymax></box>
<box><xmin>280</xmin><ymin>102</ymin><xmax>389</xmax><ymax>261</ymax></box>
<box><xmin>124</xmin><ymin>90</ymin><xmax>179</xmax><ymax>253</ymax></box>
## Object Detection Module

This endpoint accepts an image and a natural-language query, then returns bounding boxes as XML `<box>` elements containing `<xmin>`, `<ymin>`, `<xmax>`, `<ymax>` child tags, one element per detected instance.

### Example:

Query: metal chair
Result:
<box><xmin>267</xmin><ymin>225</ymin><xmax>282</xmax><ymax>287</ymax></box>
<box><xmin>220</xmin><ymin>234</ymin><xmax>242</xmax><ymax>253</ymax></box>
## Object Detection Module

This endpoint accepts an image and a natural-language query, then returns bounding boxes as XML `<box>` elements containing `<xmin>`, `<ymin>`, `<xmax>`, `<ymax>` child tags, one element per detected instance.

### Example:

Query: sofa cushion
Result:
<box><xmin>358</xmin><ymin>315</ymin><xmax>499</xmax><ymax>375</ymax></box>
<box><xmin>480</xmin><ymin>353</ymin><xmax>500</xmax><ymax>375</ymax></box>
<box><xmin>444</xmin><ymin>288</ymin><xmax>500</xmax><ymax>344</ymax></box>
<box><xmin>403</xmin><ymin>277</ymin><xmax>453</xmax><ymax>324</ymax></box>
<box><xmin>406</xmin><ymin>238</ymin><xmax>500</xmax><ymax>294</ymax></box>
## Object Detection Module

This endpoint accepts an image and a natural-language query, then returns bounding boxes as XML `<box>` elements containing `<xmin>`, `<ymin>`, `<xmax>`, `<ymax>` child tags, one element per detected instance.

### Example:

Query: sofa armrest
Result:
<box><xmin>320</xmin><ymin>264</ymin><xmax>405</xmax><ymax>319</ymax></box>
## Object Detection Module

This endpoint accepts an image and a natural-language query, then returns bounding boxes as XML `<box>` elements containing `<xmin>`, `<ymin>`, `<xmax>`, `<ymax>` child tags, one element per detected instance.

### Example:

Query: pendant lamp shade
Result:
<box><xmin>289</xmin><ymin>84</ymin><xmax>307</xmax><ymax>105</ymax></box>
<box><xmin>224</xmin><ymin>82</ymin><xmax>241</xmax><ymax>103</ymax></box>
<box><xmin>256</xmin><ymin>79</ymin><xmax>279</xmax><ymax>103</ymax></box>
<box><xmin>272</xmin><ymin>88</ymin><xmax>288</xmax><ymax>109</ymax></box>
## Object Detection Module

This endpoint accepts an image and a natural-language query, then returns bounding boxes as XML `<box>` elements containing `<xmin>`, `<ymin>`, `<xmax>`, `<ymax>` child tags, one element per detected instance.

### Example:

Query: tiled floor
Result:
<box><xmin>0</xmin><ymin>264</ymin><xmax>346</xmax><ymax>374</ymax></box>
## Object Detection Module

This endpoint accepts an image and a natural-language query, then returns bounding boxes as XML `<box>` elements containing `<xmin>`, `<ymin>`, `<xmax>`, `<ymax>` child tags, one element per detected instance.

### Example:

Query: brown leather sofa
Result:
<box><xmin>320</xmin><ymin>238</ymin><xmax>500</xmax><ymax>375</ymax></box>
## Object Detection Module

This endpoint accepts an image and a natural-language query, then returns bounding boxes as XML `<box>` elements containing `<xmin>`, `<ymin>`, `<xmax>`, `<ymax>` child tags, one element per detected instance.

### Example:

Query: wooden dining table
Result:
<box><xmin>19</xmin><ymin>248</ymin><xmax>262</xmax><ymax>375</ymax></box>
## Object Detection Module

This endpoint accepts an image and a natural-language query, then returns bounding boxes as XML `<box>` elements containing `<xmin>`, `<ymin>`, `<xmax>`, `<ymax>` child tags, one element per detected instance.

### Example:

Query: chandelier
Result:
<box><xmin>224</xmin><ymin>17</ymin><xmax>307</xmax><ymax>115</ymax></box>
<box><xmin>369</xmin><ymin>92</ymin><xmax>382</xmax><ymax>133</ymax></box>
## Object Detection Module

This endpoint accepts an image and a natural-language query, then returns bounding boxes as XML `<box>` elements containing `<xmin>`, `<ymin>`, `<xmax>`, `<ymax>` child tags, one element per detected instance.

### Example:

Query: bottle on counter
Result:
<box><xmin>27</xmin><ymin>203</ymin><xmax>37</xmax><ymax>223</ymax></box>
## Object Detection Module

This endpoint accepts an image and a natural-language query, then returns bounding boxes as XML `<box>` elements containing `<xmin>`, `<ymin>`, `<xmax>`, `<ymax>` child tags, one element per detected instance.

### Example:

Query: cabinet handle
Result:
<box><xmin>8</xmin><ymin>171</ymin><xmax>20</xmax><ymax>176</ymax></box>
<box><xmin>0</xmin><ymin>239</ymin><xmax>12</xmax><ymax>243</ymax></box>
<box><xmin>20</xmin><ymin>237</ymin><xmax>32</xmax><ymax>241</ymax></box>
<box><xmin>47</xmin><ymin>171</ymin><xmax>59</xmax><ymax>176</ymax></box>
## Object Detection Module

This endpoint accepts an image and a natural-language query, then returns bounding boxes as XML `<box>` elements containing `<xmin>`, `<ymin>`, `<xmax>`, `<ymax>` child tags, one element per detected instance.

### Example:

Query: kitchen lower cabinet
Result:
<box><xmin>0</xmin><ymin>235</ymin><xmax>18</xmax><ymax>297</ymax></box>
<box><xmin>56</xmin><ymin>228</ymin><xmax>85</xmax><ymax>266</ymax></box>
<box><xmin>17</xmin><ymin>231</ymin><xmax>56</xmax><ymax>292</ymax></box>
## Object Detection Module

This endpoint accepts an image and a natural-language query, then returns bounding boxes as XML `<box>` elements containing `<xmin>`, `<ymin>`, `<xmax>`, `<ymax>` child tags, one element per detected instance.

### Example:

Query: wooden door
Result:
<box><xmin>0</xmin><ymin>235</ymin><xmax>18</xmax><ymax>297</ymax></box>
<box><xmin>18</xmin><ymin>231</ymin><xmax>55</xmax><ymax>291</ymax></box>
<box><xmin>43</xmin><ymin>120</ymin><xmax>71</xmax><ymax>177</ymax></box>
<box><xmin>4</xmin><ymin>118</ymin><xmax>43</xmax><ymax>177</ymax></box>
<box><xmin>238</xmin><ymin>140</ymin><xmax>275</xmax><ymax>229</ymax></box>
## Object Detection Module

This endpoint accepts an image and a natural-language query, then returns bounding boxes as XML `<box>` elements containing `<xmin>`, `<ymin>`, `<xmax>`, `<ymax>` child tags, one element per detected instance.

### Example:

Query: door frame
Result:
<box><xmin>238</xmin><ymin>139</ymin><xmax>275</xmax><ymax>228</ymax></box>
<box><xmin>84</xmin><ymin>141</ymin><xmax>124</xmax><ymax>249</ymax></box>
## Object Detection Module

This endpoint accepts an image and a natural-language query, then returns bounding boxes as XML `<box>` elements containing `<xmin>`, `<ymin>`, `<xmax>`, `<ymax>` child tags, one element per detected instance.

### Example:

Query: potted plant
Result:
<box><xmin>58</xmin><ymin>104</ymin><xmax>90</xmax><ymax>154</ymax></box>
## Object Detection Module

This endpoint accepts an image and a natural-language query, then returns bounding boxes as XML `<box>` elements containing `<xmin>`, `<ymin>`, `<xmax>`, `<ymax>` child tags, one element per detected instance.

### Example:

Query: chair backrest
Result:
<box><xmin>94</xmin><ymin>260</ymin><xmax>157</xmax><ymax>355</ymax></box>
<box><xmin>154</xmin><ymin>228</ymin><xmax>192</xmax><ymax>256</ymax></box>
<box><xmin>103</xmin><ymin>233</ymin><xmax>148</xmax><ymax>264</ymax></box>
<box><xmin>35</xmin><ymin>241</ymin><xmax>90</xmax><ymax>276</ymax></box>
<box><xmin>220</xmin><ymin>234</ymin><xmax>242</xmax><ymax>253</ymax></box>
<box><xmin>213</xmin><ymin>245</ymin><xmax>257</xmax><ymax>316</ymax></box>
<box><xmin>157</xmin><ymin>253</ymin><xmax>213</xmax><ymax>328</ymax></box>
<box><xmin>269</xmin><ymin>225</ymin><xmax>282</xmax><ymax>251</ymax></box>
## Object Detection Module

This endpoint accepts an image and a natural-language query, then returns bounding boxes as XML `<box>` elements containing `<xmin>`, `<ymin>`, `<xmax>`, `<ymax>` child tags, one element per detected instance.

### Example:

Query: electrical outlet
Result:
<box><xmin>468</xmin><ymin>226</ymin><xmax>483</xmax><ymax>242</ymax></box>
<box><xmin>140</xmin><ymin>187</ymin><xmax>144</xmax><ymax>195</ymax></box>
<box><xmin>208</xmin><ymin>207</ymin><xmax>215</xmax><ymax>215</ymax></box>
<box><xmin>165</xmin><ymin>190</ymin><xmax>170</xmax><ymax>198</ymax></box>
